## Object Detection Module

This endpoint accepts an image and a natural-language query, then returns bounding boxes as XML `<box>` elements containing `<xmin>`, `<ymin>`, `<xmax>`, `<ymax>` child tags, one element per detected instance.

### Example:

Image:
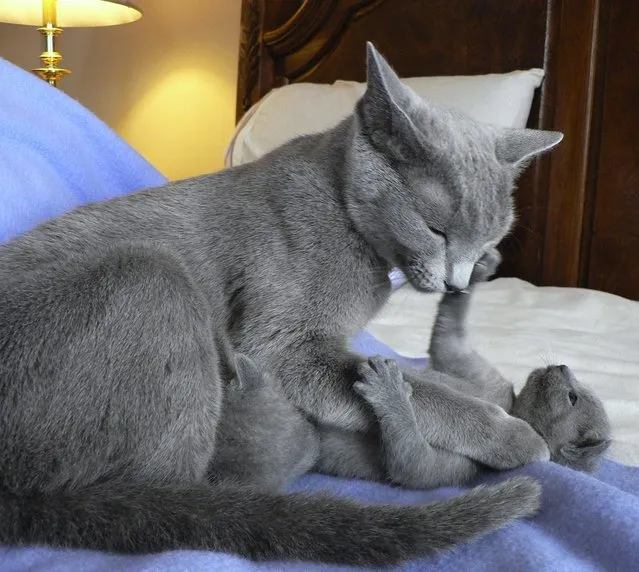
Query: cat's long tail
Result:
<box><xmin>0</xmin><ymin>476</ymin><xmax>539</xmax><ymax>566</ymax></box>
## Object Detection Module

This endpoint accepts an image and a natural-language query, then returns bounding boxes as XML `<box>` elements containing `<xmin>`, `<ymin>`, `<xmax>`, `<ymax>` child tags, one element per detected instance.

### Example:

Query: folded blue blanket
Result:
<box><xmin>1</xmin><ymin>56</ymin><xmax>637</xmax><ymax>572</ymax></box>
<box><xmin>0</xmin><ymin>58</ymin><xmax>165</xmax><ymax>243</ymax></box>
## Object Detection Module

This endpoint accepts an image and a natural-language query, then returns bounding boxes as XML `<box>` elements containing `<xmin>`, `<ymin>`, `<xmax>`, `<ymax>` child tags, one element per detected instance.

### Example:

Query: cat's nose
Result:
<box><xmin>446</xmin><ymin>263</ymin><xmax>473</xmax><ymax>292</ymax></box>
<box><xmin>444</xmin><ymin>282</ymin><xmax>465</xmax><ymax>294</ymax></box>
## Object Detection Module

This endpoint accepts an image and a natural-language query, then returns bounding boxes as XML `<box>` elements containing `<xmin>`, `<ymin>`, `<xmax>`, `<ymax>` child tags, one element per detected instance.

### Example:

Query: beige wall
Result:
<box><xmin>0</xmin><ymin>0</ymin><xmax>242</xmax><ymax>181</ymax></box>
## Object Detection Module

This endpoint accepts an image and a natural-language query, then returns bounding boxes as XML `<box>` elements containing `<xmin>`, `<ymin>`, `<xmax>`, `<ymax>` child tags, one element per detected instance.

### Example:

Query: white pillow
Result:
<box><xmin>225</xmin><ymin>69</ymin><xmax>544</xmax><ymax>168</ymax></box>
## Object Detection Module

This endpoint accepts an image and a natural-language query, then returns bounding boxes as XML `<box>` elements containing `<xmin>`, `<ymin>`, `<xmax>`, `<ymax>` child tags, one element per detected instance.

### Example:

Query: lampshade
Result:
<box><xmin>0</xmin><ymin>0</ymin><xmax>142</xmax><ymax>27</ymax></box>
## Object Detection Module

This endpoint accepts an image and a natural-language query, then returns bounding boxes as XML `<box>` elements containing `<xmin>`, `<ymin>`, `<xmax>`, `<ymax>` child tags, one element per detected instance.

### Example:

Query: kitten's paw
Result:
<box><xmin>353</xmin><ymin>381</ymin><xmax>373</xmax><ymax>400</ymax></box>
<box><xmin>470</xmin><ymin>247</ymin><xmax>502</xmax><ymax>285</ymax></box>
<box><xmin>355</xmin><ymin>357</ymin><xmax>411</xmax><ymax>403</ymax></box>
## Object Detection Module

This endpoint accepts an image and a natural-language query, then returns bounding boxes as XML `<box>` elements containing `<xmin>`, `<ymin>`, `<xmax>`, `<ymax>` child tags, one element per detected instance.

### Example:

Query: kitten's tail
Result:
<box><xmin>0</xmin><ymin>477</ymin><xmax>540</xmax><ymax>566</ymax></box>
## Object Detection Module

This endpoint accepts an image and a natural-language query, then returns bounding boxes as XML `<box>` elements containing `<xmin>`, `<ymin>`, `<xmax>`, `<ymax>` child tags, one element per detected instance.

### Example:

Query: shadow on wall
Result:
<box><xmin>0</xmin><ymin>0</ymin><xmax>242</xmax><ymax>180</ymax></box>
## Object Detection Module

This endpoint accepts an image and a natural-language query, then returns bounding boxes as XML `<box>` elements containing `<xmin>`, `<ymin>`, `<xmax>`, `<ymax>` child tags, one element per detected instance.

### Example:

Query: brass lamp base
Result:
<box><xmin>33</xmin><ymin>23</ymin><xmax>70</xmax><ymax>88</ymax></box>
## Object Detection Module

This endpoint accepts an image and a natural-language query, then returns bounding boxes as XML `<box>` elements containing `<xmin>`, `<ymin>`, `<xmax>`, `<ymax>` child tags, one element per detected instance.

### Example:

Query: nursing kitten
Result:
<box><xmin>356</xmin><ymin>251</ymin><xmax>611</xmax><ymax>488</ymax></box>
<box><xmin>209</xmin><ymin>353</ymin><xmax>319</xmax><ymax>491</ymax></box>
<box><xmin>0</xmin><ymin>43</ymin><xmax>562</xmax><ymax>565</ymax></box>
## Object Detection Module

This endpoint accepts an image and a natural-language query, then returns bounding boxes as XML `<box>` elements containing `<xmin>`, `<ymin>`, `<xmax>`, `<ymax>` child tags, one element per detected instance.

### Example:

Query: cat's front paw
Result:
<box><xmin>354</xmin><ymin>357</ymin><xmax>412</xmax><ymax>406</ymax></box>
<box><xmin>470</xmin><ymin>247</ymin><xmax>502</xmax><ymax>285</ymax></box>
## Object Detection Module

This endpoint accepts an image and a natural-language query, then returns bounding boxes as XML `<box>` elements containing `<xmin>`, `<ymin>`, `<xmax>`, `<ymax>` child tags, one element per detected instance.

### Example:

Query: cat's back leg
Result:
<box><xmin>0</xmin><ymin>242</ymin><xmax>222</xmax><ymax>492</ymax></box>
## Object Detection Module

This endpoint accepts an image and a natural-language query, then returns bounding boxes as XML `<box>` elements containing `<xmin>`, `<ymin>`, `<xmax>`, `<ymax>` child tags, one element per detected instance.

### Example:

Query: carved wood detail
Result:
<box><xmin>263</xmin><ymin>0</ymin><xmax>386</xmax><ymax>80</ymax></box>
<box><xmin>236</xmin><ymin>0</ymin><xmax>265</xmax><ymax>120</ymax></box>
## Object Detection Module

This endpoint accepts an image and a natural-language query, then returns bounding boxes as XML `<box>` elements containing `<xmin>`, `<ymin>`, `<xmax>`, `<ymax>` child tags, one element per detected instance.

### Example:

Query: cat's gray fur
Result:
<box><xmin>209</xmin><ymin>352</ymin><xmax>319</xmax><ymax>491</ymax></box>
<box><xmin>356</xmin><ymin>249</ymin><xmax>612</xmax><ymax>488</ymax></box>
<box><xmin>0</xmin><ymin>43</ymin><xmax>562</xmax><ymax>565</ymax></box>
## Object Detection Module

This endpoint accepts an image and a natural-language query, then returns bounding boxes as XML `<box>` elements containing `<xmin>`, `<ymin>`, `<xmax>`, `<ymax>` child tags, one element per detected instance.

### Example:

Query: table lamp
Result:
<box><xmin>0</xmin><ymin>0</ymin><xmax>142</xmax><ymax>87</ymax></box>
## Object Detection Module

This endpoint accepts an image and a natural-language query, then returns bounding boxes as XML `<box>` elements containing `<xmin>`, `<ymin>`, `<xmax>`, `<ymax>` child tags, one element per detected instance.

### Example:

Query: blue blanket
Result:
<box><xmin>1</xmin><ymin>56</ymin><xmax>638</xmax><ymax>571</ymax></box>
<box><xmin>2</xmin><ymin>459</ymin><xmax>636</xmax><ymax>572</ymax></box>
<box><xmin>0</xmin><ymin>58</ymin><xmax>165</xmax><ymax>243</ymax></box>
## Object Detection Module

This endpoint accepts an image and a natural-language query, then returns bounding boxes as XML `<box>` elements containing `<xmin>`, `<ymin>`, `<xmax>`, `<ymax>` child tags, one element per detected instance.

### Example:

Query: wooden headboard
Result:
<box><xmin>235</xmin><ymin>0</ymin><xmax>639</xmax><ymax>300</ymax></box>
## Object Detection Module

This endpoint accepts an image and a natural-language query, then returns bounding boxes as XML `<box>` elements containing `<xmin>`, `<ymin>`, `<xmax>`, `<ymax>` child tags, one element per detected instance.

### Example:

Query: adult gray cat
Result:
<box><xmin>0</xmin><ymin>43</ymin><xmax>562</xmax><ymax>565</ymax></box>
<box><xmin>356</xmin><ymin>250</ymin><xmax>612</xmax><ymax>488</ymax></box>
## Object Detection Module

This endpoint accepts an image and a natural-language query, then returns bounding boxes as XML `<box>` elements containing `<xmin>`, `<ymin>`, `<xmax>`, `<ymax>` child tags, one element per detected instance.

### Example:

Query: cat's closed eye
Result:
<box><xmin>568</xmin><ymin>389</ymin><xmax>578</xmax><ymax>406</ymax></box>
<box><xmin>427</xmin><ymin>226</ymin><xmax>447</xmax><ymax>242</ymax></box>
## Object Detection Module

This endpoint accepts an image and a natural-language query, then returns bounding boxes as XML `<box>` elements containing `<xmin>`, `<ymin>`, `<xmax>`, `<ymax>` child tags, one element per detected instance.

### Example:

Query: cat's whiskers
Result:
<box><xmin>512</xmin><ymin>222</ymin><xmax>541</xmax><ymax>240</ymax></box>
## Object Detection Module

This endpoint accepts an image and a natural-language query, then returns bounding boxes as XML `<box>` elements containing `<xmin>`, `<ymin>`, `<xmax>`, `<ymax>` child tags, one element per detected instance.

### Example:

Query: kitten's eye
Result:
<box><xmin>428</xmin><ymin>226</ymin><xmax>447</xmax><ymax>242</ymax></box>
<box><xmin>568</xmin><ymin>390</ymin><xmax>578</xmax><ymax>406</ymax></box>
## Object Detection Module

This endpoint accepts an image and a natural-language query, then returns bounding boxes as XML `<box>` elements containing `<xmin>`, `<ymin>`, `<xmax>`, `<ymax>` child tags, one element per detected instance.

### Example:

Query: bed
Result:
<box><xmin>0</xmin><ymin>1</ymin><xmax>638</xmax><ymax>570</ymax></box>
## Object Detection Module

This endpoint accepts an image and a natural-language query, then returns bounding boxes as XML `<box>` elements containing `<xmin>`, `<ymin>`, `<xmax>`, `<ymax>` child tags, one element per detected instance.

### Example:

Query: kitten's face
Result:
<box><xmin>347</xmin><ymin>43</ymin><xmax>563</xmax><ymax>293</ymax></box>
<box><xmin>512</xmin><ymin>365</ymin><xmax>611</xmax><ymax>472</ymax></box>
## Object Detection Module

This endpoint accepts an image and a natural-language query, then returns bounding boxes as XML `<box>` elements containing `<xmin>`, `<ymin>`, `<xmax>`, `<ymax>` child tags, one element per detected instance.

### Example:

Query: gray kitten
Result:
<box><xmin>209</xmin><ymin>352</ymin><xmax>319</xmax><ymax>491</ymax></box>
<box><xmin>0</xmin><ymin>43</ymin><xmax>563</xmax><ymax>565</ymax></box>
<box><xmin>356</xmin><ymin>251</ymin><xmax>611</xmax><ymax>488</ymax></box>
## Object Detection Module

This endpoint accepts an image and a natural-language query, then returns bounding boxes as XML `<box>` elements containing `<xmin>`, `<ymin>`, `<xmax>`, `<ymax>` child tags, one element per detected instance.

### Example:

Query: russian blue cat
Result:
<box><xmin>0</xmin><ymin>43</ymin><xmax>562</xmax><ymax>565</ymax></box>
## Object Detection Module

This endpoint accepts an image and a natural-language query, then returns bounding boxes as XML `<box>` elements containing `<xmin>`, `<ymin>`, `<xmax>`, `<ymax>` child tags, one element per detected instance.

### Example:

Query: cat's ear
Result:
<box><xmin>358</xmin><ymin>42</ymin><xmax>431</xmax><ymax>161</ymax></box>
<box><xmin>232</xmin><ymin>354</ymin><xmax>265</xmax><ymax>391</ymax></box>
<box><xmin>495</xmin><ymin>128</ymin><xmax>564</xmax><ymax>167</ymax></box>
<box><xmin>364</xmin><ymin>42</ymin><xmax>411</xmax><ymax>106</ymax></box>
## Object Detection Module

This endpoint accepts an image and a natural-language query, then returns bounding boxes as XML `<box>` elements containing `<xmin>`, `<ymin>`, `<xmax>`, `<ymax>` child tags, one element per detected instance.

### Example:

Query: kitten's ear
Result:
<box><xmin>560</xmin><ymin>437</ymin><xmax>611</xmax><ymax>471</ymax></box>
<box><xmin>495</xmin><ymin>128</ymin><xmax>564</xmax><ymax>167</ymax></box>
<box><xmin>232</xmin><ymin>354</ymin><xmax>265</xmax><ymax>391</ymax></box>
<box><xmin>358</xmin><ymin>42</ymin><xmax>430</xmax><ymax>160</ymax></box>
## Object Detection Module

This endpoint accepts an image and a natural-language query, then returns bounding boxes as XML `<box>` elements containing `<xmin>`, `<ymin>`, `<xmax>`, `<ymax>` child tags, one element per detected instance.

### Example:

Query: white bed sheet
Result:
<box><xmin>367</xmin><ymin>277</ymin><xmax>639</xmax><ymax>466</ymax></box>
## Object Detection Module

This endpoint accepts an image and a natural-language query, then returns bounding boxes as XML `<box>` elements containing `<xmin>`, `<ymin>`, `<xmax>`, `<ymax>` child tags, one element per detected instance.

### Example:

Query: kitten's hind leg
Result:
<box><xmin>429</xmin><ymin>248</ymin><xmax>514</xmax><ymax>410</ymax></box>
<box><xmin>355</xmin><ymin>357</ymin><xmax>480</xmax><ymax>489</ymax></box>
